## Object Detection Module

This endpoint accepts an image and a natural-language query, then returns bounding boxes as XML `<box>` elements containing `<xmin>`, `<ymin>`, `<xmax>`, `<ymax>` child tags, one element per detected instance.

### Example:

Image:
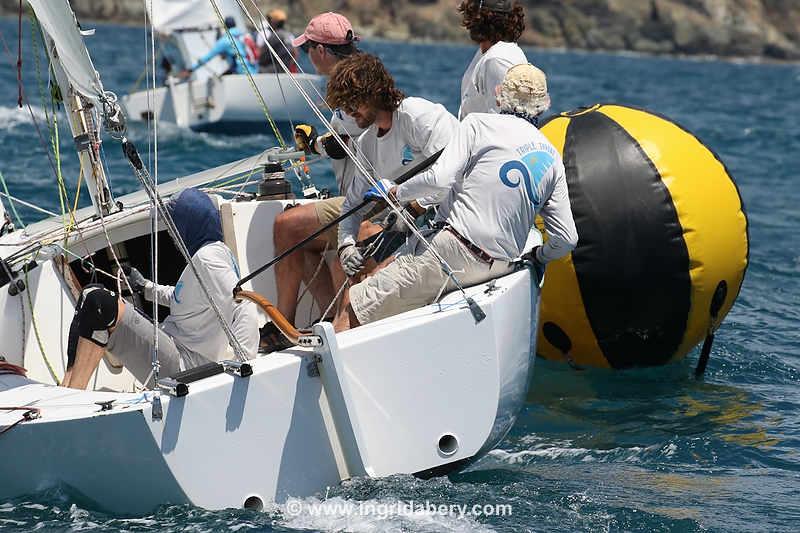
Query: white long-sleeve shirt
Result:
<box><xmin>338</xmin><ymin>97</ymin><xmax>458</xmax><ymax>248</ymax></box>
<box><xmin>459</xmin><ymin>41</ymin><xmax>528</xmax><ymax>120</ymax></box>
<box><xmin>143</xmin><ymin>241</ymin><xmax>259</xmax><ymax>361</ymax></box>
<box><xmin>396</xmin><ymin>113</ymin><xmax>578</xmax><ymax>263</ymax></box>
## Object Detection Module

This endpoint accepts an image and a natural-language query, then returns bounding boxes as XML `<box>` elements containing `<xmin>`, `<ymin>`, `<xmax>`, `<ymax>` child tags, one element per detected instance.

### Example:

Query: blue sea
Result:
<box><xmin>1</xmin><ymin>15</ymin><xmax>799</xmax><ymax>533</ymax></box>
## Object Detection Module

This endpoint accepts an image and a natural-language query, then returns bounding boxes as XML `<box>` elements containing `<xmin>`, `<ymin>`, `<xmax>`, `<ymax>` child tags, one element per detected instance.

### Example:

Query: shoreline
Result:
<box><xmin>1</xmin><ymin>13</ymin><xmax>797</xmax><ymax>67</ymax></box>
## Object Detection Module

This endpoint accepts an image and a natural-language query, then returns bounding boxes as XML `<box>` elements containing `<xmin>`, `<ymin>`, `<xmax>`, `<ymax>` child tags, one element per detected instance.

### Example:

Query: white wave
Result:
<box><xmin>487</xmin><ymin>437</ymin><xmax>671</xmax><ymax>465</ymax></box>
<box><xmin>272</xmin><ymin>496</ymin><xmax>496</xmax><ymax>533</ymax></box>
<box><xmin>0</xmin><ymin>104</ymin><xmax>52</xmax><ymax>129</ymax></box>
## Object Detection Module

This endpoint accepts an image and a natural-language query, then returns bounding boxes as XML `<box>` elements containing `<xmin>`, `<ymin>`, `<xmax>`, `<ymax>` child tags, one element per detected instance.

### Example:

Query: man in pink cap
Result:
<box><xmin>264</xmin><ymin>13</ymin><xmax>369</xmax><ymax>351</ymax></box>
<box><xmin>292</xmin><ymin>12</ymin><xmax>358</xmax><ymax>74</ymax></box>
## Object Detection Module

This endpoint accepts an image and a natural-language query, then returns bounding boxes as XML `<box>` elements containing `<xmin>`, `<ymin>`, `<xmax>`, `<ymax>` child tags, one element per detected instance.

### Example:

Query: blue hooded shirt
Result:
<box><xmin>168</xmin><ymin>188</ymin><xmax>224</xmax><ymax>257</ymax></box>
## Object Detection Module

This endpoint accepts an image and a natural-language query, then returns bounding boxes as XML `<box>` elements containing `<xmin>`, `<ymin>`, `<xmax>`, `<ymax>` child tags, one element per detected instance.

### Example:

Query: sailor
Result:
<box><xmin>257</xmin><ymin>8</ymin><xmax>298</xmax><ymax>73</ymax></box>
<box><xmin>264</xmin><ymin>13</ymin><xmax>364</xmax><ymax>351</ymax></box>
<box><xmin>179</xmin><ymin>16</ymin><xmax>257</xmax><ymax>78</ymax></box>
<box><xmin>324</xmin><ymin>52</ymin><xmax>459</xmax><ymax>327</ymax></box>
<box><xmin>62</xmin><ymin>189</ymin><xmax>259</xmax><ymax>390</ymax></box>
<box><xmin>334</xmin><ymin>64</ymin><xmax>578</xmax><ymax>332</ymax></box>
<box><xmin>458</xmin><ymin>0</ymin><xmax>528</xmax><ymax>119</ymax></box>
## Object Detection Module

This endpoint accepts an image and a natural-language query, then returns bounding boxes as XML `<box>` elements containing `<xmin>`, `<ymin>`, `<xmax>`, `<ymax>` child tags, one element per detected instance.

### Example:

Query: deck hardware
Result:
<box><xmin>95</xmin><ymin>400</ymin><xmax>114</xmax><ymax>411</ymax></box>
<box><xmin>297</xmin><ymin>335</ymin><xmax>323</xmax><ymax>347</ymax></box>
<box><xmin>151</xmin><ymin>394</ymin><xmax>163</xmax><ymax>421</ymax></box>
<box><xmin>222</xmin><ymin>360</ymin><xmax>253</xmax><ymax>377</ymax></box>
<box><xmin>157</xmin><ymin>378</ymin><xmax>189</xmax><ymax>397</ymax></box>
<box><xmin>483</xmin><ymin>280</ymin><xmax>500</xmax><ymax>295</ymax></box>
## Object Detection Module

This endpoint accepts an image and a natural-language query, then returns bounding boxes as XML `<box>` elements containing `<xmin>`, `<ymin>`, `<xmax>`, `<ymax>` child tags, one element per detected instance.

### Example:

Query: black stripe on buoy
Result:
<box><xmin>563</xmin><ymin>111</ymin><xmax>691</xmax><ymax>368</ymax></box>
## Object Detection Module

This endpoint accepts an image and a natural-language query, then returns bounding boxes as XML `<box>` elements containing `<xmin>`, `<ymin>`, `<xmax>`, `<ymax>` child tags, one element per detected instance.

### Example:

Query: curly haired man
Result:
<box><xmin>458</xmin><ymin>0</ymin><xmax>528</xmax><ymax>118</ymax></box>
<box><xmin>324</xmin><ymin>53</ymin><xmax>458</xmax><ymax>326</ymax></box>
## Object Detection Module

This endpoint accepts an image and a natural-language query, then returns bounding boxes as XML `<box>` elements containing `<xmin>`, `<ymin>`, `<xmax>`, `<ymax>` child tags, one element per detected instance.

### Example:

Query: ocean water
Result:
<box><xmin>1</xmin><ymin>16</ymin><xmax>799</xmax><ymax>533</ymax></box>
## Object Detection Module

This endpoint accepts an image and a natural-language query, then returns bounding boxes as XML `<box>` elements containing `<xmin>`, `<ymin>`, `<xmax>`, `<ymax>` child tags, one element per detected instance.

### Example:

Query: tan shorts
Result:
<box><xmin>107</xmin><ymin>306</ymin><xmax>210</xmax><ymax>383</ymax></box>
<box><xmin>349</xmin><ymin>229</ymin><xmax>513</xmax><ymax>325</ymax></box>
<box><xmin>313</xmin><ymin>196</ymin><xmax>345</xmax><ymax>249</ymax></box>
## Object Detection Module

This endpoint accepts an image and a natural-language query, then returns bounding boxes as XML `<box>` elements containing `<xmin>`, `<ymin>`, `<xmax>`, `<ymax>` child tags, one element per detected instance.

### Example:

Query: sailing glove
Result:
<box><xmin>520</xmin><ymin>246</ymin><xmax>546</xmax><ymax>285</ymax></box>
<box><xmin>122</xmin><ymin>265</ymin><xmax>149</xmax><ymax>294</ymax></box>
<box><xmin>294</xmin><ymin>124</ymin><xmax>318</xmax><ymax>154</ymax></box>
<box><xmin>363</xmin><ymin>179</ymin><xmax>394</xmax><ymax>202</ymax></box>
<box><xmin>338</xmin><ymin>244</ymin><xmax>365</xmax><ymax>277</ymax></box>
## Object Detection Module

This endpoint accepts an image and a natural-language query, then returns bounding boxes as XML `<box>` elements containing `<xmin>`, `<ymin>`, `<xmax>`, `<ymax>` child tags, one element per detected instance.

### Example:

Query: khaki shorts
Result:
<box><xmin>313</xmin><ymin>196</ymin><xmax>345</xmax><ymax>249</ymax></box>
<box><xmin>349</xmin><ymin>229</ymin><xmax>513</xmax><ymax>325</ymax></box>
<box><xmin>106</xmin><ymin>306</ymin><xmax>209</xmax><ymax>383</ymax></box>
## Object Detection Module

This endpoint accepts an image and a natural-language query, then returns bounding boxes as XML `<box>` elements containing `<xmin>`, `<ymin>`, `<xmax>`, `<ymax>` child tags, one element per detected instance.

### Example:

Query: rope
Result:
<box><xmin>147</xmin><ymin>0</ymin><xmax>161</xmax><ymax>386</ymax></box>
<box><xmin>16</xmin><ymin>0</ymin><xmax>23</xmax><ymax>108</ymax></box>
<box><xmin>0</xmin><ymin>173</ymin><xmax>27</xmax><ymax>226</ymax></box>
<box><xmin>18</xmin><ymin>295</ymin><xmax>26</xmax><ymax>363</ymax></box>
<box><xmin>322</xmin><ymin>278</ymin><xmax>349</xmax><ymax>326</ymax></box>
<box><xmin>23</xmin><ymin>250</ymin><xmax>61</xmax><ymax>385</ymax></box>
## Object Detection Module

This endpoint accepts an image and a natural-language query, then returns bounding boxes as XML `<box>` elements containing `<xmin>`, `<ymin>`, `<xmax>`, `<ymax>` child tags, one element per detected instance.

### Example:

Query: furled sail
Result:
<box><xmin>27</xmin><ymin>0</ymin><xmax>104</xmax><ymax>102</ymax></box>
<box><xmin>147</xmin><ymin>0</ymin><xmax>244</xmax><ymax>35</ymax></box>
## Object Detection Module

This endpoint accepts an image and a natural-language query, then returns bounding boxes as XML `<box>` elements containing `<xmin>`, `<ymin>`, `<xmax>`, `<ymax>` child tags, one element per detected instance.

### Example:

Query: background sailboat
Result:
<box><xmin>121</xmin><ymin>0</ymin><xmax>326</xmax><ymax>132</ymax></box>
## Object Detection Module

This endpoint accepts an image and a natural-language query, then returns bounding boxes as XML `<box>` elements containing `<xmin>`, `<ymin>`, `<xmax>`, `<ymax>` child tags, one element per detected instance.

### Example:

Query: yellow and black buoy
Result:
<box><xmin>537</xmin><ymin>104</ymin><xmax>748</xmax><ymax>370</ymax></box>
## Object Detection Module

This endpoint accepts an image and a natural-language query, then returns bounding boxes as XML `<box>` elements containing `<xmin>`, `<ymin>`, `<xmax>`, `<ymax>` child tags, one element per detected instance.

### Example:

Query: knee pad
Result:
<box><xmin>69</xmin><ymin>284</ymin><xmax>119</xmax><ymax>353</ymax></box>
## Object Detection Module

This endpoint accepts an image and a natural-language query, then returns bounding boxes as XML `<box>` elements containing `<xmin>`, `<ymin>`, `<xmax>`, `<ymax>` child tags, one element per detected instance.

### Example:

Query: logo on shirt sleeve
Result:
<box><xmin>401</xmin><ymin>145</ymin><xmax>414</xmax><ymax>166</ymax></box>
<box><xmin>173</xmin><ymin>281</ymin><xmax>184</xmax><ymax>304</ymax></box>
<box><xmin>499</xmin><ymin>148</ymin><xmax>555</xmax><ymax>206</ymax></box>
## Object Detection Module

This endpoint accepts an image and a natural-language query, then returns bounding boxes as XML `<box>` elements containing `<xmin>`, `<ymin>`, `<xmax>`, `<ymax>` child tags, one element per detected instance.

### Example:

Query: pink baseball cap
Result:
<box><xmin>292</xmin><ymin>12</ymin><xmax>358</xmax><ymax>47</ymax></box>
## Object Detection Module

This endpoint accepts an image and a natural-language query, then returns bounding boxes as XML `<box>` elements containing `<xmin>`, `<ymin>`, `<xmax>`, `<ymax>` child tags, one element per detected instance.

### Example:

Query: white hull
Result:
<box><xmin>0</xmin><ymin>171</ymin><xmax>539</xmax><ymax>514</ymax></box>
<box><xmin>121</xmin><ymin>73</ymin><xmax>327</xmax><ymax>132</ymax></box>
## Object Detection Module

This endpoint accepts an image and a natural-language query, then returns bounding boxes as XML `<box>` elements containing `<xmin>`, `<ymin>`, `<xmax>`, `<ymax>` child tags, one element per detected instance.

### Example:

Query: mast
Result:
<box><xmin>27</xmin><ymin>0</ymin><xmax>117</xmax><ymax>217</ymax></box>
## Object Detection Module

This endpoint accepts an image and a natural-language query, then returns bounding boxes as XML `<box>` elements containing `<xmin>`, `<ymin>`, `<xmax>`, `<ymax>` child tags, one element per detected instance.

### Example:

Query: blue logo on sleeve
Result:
<box><xmin>401</xmin><ymin>145</ymin><xmax>414</xmax><ymax>166</ymax></box>
<box><xmin>499</xmin><ymin>149</ymin><xmax>555</xmax><ymax>206</ymax></box>
<box><xmin>173</xmin><ymin>281</ymin><xmax>183</xmax><ymax>304</ymax></box>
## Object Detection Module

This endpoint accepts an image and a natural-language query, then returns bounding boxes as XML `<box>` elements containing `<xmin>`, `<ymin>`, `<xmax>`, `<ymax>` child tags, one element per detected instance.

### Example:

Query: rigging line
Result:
<box><xmin>18</xmin><ymin>294</ymin><xmax>26</xmax><ymax>362</ymax></box>
<box><xmin>23</xmin><ymin>249</ymin><xmax>62</xmax><ymax>385</ymax></box>
<box><xmin>0</xmin><ymin>174</ymin><xmax>29</xmax><ymax>226</ymax></box>
<box><xmin>206</xmin><ymin>0</ymin><xmax>285</xmax><ymax>146</ymax></box>
<box><xmin>16</xmin><ymin>0</ymin><xmax>23</xmax><ymax>107</ymax></box>
<box><xmin>148</xmin><ymin>0</ymin><xmax>161</xmax><ymax>387</ymax></box>
<box><xmin>0</xmin><ymin>190</ymin><xmax>57</xmax><ymax>218</ymax></box>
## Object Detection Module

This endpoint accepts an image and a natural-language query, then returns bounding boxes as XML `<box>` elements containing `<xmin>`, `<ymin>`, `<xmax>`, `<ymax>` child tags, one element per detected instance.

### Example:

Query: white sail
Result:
<box><xmin>26</xmin><ymin>0</ymin><xmax>104</xmax><ymax>102</ymax></box>
<box><xmin>147</xmin><ymin>0</ymin><xmax>245</xmax><ymax>34</ymax></box>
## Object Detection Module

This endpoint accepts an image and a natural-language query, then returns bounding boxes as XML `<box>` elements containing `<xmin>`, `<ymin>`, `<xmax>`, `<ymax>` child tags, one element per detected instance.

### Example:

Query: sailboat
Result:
<box><xmin>120</xmin><ymin>0</ymin><xmax>326</xmax><ymax>132</ymax></box>
<box><xmin>0</xmin><ymin>0</ymin><xmax>539</xmax><ymax>514</ymax></box>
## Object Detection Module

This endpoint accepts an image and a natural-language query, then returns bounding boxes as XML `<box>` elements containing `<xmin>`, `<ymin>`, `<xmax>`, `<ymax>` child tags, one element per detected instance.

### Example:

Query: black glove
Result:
<box><xmin>294</xmin><ymin>124</ymin><xmax>318</xmax><ymax>154</ymax></box>
<box><xmin>521</xmin><ymin>246</ymin><xmax>546</xmax><ymax>285</ymax></box>
<box><xmin>122</xmin><ymin>265</ymin><xmax>149</xmax><ymax>294</ymax></box>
